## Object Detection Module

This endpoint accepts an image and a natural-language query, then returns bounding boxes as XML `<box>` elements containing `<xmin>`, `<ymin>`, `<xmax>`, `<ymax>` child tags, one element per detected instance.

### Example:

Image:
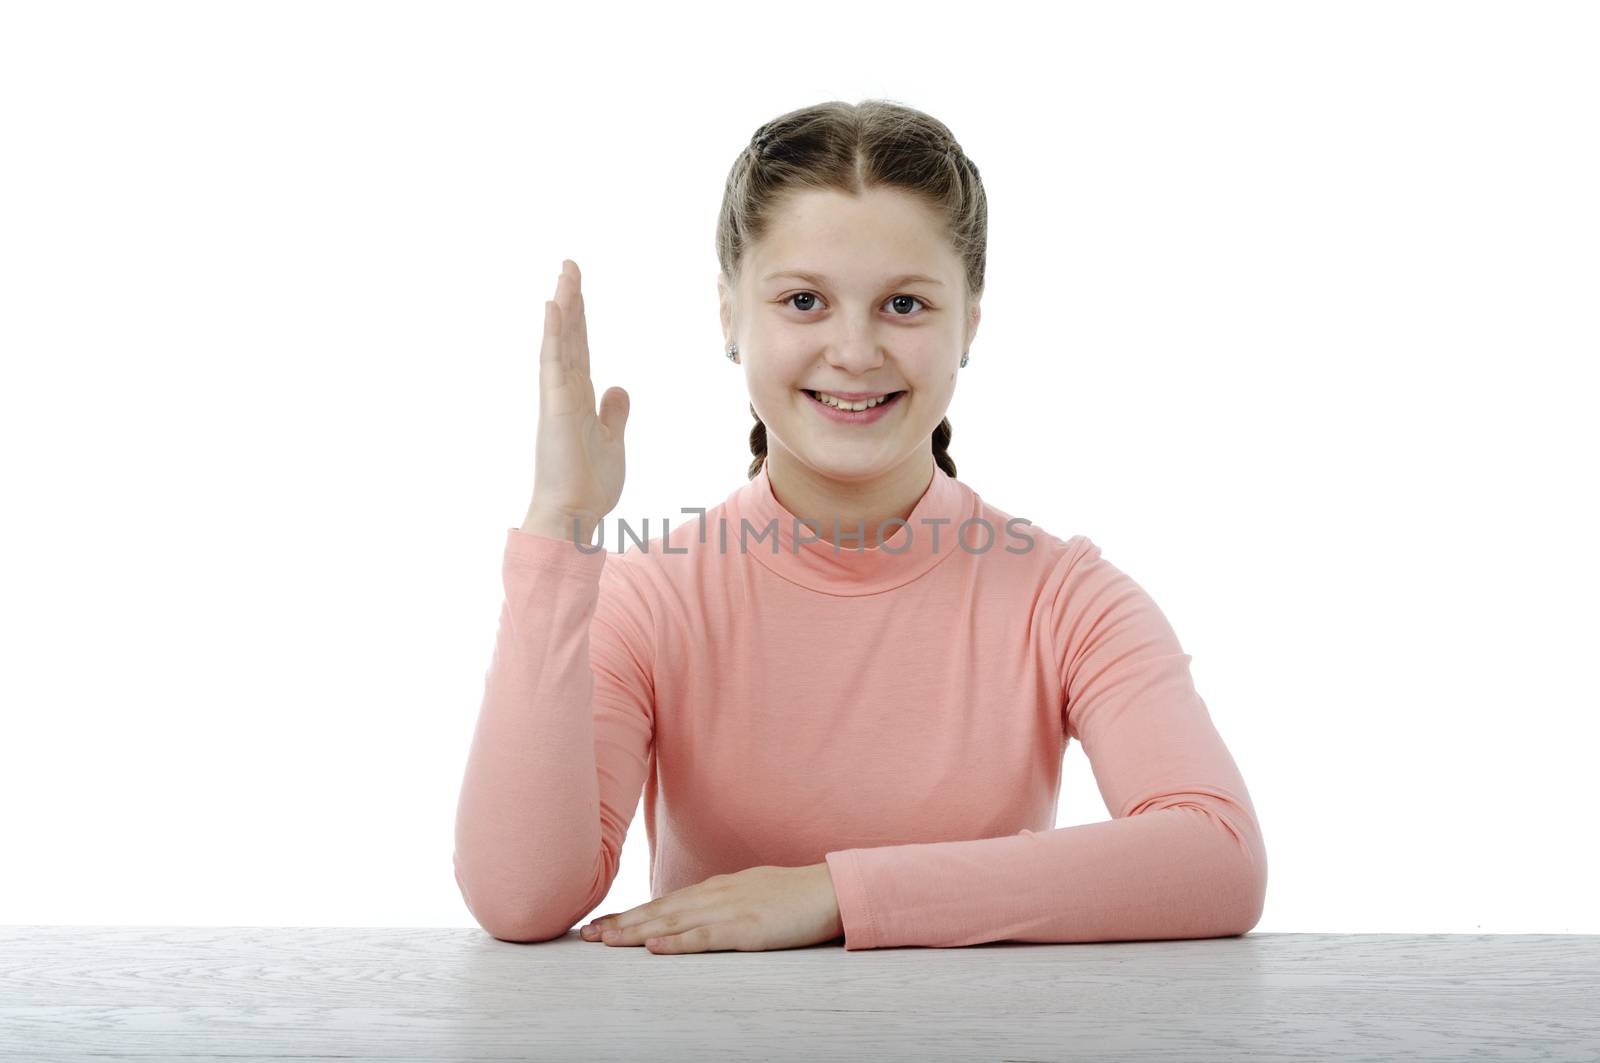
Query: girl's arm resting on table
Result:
<box><xmin>452</xmin><ymin>528</ymin><xmax>655</xmax><ymax>942</ymax></box>
<box><xmin>824</xmin><ymin>538</ymin><xmax>1267</xmax><ymax>951</ymax></box>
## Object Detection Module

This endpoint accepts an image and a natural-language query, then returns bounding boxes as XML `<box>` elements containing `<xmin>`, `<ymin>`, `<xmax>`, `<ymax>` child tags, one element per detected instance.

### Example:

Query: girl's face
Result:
<box><xmin>719</xmin><ymin>186</ymin><xmax>980</xmax><ymax>481</ymax></box>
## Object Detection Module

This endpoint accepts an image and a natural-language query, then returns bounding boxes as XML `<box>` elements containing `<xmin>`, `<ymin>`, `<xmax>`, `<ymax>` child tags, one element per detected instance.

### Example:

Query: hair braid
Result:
<box><xmin>931</xmin><ymin>415</ymin><xmax>956</xmax><ymax>479</ymax></box>
<box><xmin>747</xmin><ymin>403</ymin><xmax>768</xmax><ymax>480</ymax></box>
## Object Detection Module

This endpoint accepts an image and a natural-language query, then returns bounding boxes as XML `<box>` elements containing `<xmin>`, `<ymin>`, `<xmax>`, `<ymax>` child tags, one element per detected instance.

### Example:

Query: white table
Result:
<box><xmin>2</xmin><ymin>927</ymin><xmax>1595</xmax><ymax>1061</ymax></box>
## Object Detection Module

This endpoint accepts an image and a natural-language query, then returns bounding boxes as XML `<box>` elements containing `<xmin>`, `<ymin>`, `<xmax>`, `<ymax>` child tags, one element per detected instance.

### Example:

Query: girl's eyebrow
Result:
<box><xmin>763</xmin><ymin>270</ymin><xmax>945</xmax><ymax>287</ymax></box>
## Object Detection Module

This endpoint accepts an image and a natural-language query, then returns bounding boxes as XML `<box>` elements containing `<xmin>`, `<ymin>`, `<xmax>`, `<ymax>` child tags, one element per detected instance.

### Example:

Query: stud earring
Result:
<box><xmin>960</xmin><ymin>351</ymin><xmax>969</xmax><ymax>367</ymax></box>
<box><xmin>726</xmin><ymin>342</ymin><xmax>739</xmax><ymax>363</ymax></box>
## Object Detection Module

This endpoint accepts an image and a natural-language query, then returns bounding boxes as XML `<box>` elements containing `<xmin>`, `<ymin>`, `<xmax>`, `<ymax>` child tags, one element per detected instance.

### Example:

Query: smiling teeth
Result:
<box><xmin>814</xmin><ymin>391</ymin><xmax>894</xmax><ymax>411</ymax></box>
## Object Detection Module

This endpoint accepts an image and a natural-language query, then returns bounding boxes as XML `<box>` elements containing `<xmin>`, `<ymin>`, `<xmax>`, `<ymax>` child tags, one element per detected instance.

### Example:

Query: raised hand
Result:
<box><xmin>523</xmin><ymin>260</ymin><xmax>630</xmax><ymax>542</ymax></box>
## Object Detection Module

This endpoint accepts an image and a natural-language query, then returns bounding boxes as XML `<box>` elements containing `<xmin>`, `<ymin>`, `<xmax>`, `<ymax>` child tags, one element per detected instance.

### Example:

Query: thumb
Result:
<box><xmin>598</xmin><ymin>386</ymin><xmax>630</xmax><ymax>438</ymax></box>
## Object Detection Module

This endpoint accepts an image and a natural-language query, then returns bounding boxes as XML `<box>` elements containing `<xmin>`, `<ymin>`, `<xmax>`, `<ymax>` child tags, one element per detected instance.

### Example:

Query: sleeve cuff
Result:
<box><xmin>504</xmin><ymin>526</ymin><xmax>609</xmax><ymax>578</ymax></box>
<box><xmin>824</xmin><ymin>849</ymin><xmax>882</xmax><ymax>951</ymax></box>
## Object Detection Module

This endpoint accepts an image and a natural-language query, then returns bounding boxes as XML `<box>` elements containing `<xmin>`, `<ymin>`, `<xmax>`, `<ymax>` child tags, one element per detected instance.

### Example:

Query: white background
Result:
<box><xmin>2</xmin><ymin>1</ymin><xmax>1595</xmax><ymax>932</ymax></box>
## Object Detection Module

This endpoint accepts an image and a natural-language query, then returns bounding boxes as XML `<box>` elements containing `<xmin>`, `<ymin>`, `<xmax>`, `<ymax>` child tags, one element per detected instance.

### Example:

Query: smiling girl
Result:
<box><xmin>452</xmin><ymin>99</ymin><xmax>1267</xmax><ymax>954</ymax></box>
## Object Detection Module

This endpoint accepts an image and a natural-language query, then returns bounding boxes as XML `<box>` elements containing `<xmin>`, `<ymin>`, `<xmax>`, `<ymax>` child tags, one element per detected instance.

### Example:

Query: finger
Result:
<box><xmin>647</xmin><ymin>926</ymin><xmax>716</xmax><ymax>954</ymax></box>
<box><xmin>584</xmin><ymin>902</ymin><xmax>651</xmax><ymax>934</ymax></box>
<box><xmin>555</xmin><ymin>265</ymin><xmax>577</xmax><ymax>373</ymax></box>
<box><xmin>594</xmin><ymin>906</ymin><xmax>659</xmax><ymax>939</ymax></box>
<box><xmin>579</xmin><ymin>921</ymin><xmax>611</xmax><ymax>940</ymax></box>
<box><xmin>572</xmin><ymin>289</ymin><xmax>589</xmax><ymax>379</ymax></box>
<box><xmin>601</xmin><ymin>909</ymin><xmax>708</xmax><ymax>947</ymax></box>
<box><xmin>597</xmin><ymin>386</ymin><xmax>629</xmax><ymax>443</ymax></box>
<box><xmin>539</xmin><ymin>299</ymin><xmax>565</xmax><ymax>392</ymax></box>
<box><xmin>580</xmin><ymin>916</ymin><xmax>635</xmax><ymax>940</ymax></box>
<box><xmin>597</xmin><ymin>880</ymin><xmax>717</xmax><ymax>935</ymax></box>
<box><xmin>567</xmin><ymin>260</ymin><xmax>591</xmax><ymax>379</ymax></box>
<box><xmin>587</xmin><ymin>905</ymin><xmax>643</xmax><ymax>933</ymax></box>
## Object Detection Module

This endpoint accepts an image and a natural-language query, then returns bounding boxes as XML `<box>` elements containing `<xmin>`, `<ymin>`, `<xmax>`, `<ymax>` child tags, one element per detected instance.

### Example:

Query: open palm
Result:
<box><xmin>530</xmin><ymin>260</ymin><xmax>629</xmax><ymax>532</ymax></box>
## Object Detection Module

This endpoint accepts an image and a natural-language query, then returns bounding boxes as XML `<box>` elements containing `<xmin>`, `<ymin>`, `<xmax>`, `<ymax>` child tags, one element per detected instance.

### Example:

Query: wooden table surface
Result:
<box><xmin>2</xmin><ymin>927</ymin><xmax>1596</xmax><ymax>1061</ymax></box>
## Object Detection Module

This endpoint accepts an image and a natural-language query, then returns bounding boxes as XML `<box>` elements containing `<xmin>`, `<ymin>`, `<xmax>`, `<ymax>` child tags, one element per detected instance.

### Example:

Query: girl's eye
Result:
<box><xmin>784</xmin><ymin>292</ymin><xmax>927</xmax><ymax>316</ymax></box>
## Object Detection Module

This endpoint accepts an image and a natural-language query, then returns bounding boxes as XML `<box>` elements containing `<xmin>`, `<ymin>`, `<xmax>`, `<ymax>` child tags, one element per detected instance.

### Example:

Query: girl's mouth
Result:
<box><xmin>802</xmin><ymin>389</ymin><xmax>907</xmax><ymax>424</ymax></box>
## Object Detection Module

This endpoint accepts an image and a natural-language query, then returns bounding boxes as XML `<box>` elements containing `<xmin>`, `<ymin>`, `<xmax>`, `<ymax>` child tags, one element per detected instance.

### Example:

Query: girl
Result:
<box><xmin>453</xmin><ymin>99</ymin><xmax>1267</xmax><ymax>953</ymax></box>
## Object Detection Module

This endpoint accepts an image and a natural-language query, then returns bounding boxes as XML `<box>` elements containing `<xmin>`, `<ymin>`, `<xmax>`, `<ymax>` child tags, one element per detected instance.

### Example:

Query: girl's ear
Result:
<box><xmin>717</xmin><ymin>273</ymin><xmax>734</xmax><ymax>346</ymax></box>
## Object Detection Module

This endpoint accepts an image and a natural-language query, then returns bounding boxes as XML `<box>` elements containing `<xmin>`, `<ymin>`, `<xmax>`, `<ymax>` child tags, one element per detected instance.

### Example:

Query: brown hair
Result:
<box><xmin>716</xmin><ymin>99</ymin><xmax>987</xmax><ymax>481</ymax></box>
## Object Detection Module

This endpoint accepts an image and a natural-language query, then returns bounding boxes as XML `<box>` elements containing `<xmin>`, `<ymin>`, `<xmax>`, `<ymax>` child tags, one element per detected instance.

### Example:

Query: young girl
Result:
<box><xmin>453</xmin><ymin>99</ymin><xmax>1267</xmax><ymax>954</ymax></box>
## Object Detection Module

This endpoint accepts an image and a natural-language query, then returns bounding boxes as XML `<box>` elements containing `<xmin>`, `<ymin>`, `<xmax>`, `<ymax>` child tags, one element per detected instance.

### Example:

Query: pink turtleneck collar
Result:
<box><xmin>722</xmin><ymin>453</ymin><xmax>981</xmax><ymax>597</ymax></box>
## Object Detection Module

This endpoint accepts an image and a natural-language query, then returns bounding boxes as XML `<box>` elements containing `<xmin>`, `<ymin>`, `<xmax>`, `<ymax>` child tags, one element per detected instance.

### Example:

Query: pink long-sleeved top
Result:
<box><xmin>453</xmin><ymin>454</ymin><xmax>1267</xmax><ymax>949</ymax></box>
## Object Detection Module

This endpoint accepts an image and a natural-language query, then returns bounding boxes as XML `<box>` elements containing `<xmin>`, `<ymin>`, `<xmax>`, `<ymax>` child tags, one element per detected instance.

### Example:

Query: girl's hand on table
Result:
<box><xmin>578</xmin><ymin>863</ymin><xmax>843</xmax><ymax>954</ymax></box>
